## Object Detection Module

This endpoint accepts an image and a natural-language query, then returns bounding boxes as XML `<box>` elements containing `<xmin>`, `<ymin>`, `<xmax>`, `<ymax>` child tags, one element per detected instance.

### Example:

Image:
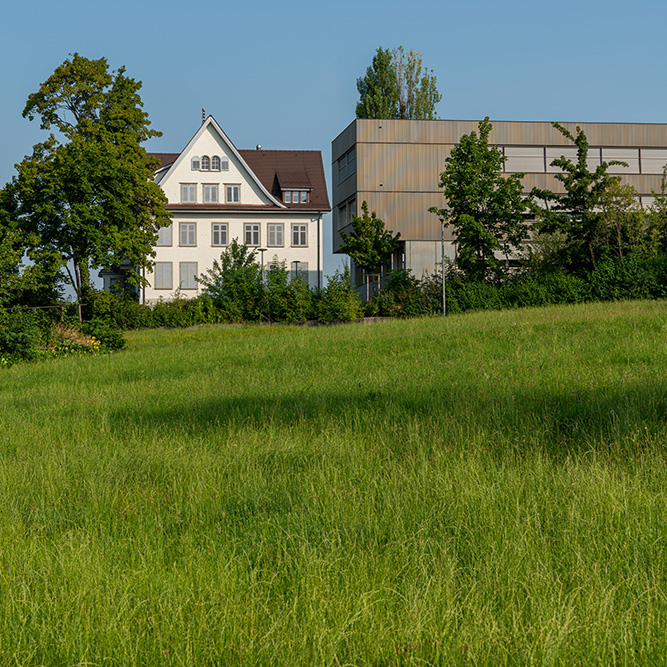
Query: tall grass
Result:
<box><xmin>0</xmin><ymin>300</ymin><xmax>666</xmax><ymax>665</ymax></box>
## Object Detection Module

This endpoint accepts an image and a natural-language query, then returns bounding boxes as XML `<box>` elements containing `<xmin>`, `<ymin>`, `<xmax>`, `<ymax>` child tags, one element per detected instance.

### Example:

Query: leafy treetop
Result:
<box><xmin>356</xmin><ymin>47</ymin><xmax>441</xmax><ymax>120</ymax></box>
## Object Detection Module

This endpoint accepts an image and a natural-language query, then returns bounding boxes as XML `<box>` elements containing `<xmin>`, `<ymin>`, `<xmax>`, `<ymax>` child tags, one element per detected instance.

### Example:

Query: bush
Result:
<box><xmin>79</xmin><ymin>319</ymin><xmax>127</xmax><ymax>351</ymax></box>
<box><xmin>0</xmin><ymin>308</ymin><xmax>42</xmax><ymax>360</ymax></box>
<box><xmin>315</xmin><ymin>267</ymin><xmax>363</xmax><ymax>324</ymax></box>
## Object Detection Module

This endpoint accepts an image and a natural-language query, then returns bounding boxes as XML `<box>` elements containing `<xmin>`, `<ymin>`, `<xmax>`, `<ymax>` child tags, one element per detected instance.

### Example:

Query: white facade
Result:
<box><xmin>144</xmin><ymin>117</ymin><xmax>329</xmax><ymax>303</ymax></box>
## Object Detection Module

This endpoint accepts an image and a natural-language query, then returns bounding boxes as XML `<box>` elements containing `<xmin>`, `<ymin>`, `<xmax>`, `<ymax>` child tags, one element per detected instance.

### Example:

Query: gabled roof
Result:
<box><xmin>152</xmin><ymin>116</ymin><xmax>287</xmax><ymax>209</ymax></box>
<box><xmin>147</xmin><ymin>117</ymin><xmax>330</xmax><ymax>212</ymax></box>
<box><xmin>240</xmin><ymin>150</ymin><xmax>330</xmax><ymax>211</ymax></box>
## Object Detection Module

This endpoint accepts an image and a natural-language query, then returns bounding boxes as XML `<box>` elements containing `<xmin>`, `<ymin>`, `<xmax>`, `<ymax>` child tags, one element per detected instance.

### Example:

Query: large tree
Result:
<box><xmin>430</xmin><ymin>118</ymin><xmax>529</xmax><ymax>282</ymax></box>
<box><xmin>6</xmin><ymin>53</ymin><xmax>170</xmax><ymax>303</ymax></box>
<box><xmin>531</xmin><ymin>123</ymin><xmax>627</xmax><ymax>271</ymax></box>
<box><xmin>356</xmin><ymin>47</ymin><xmax>441</xmax><ymax>120</ymax></box>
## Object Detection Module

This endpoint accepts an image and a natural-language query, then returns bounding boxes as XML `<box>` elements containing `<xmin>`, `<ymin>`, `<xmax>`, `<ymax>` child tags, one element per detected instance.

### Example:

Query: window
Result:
<box><xmin>211</xmin><ymin>156</ymin><xmax>221</xmax><ymax>171</ymax></box>
<box><xmin>338</xmin><ymin>147</ymin><xmax>356</xmax><ymax>184</ymax></box>
<box><xmin>268</xmin><ymin>224</ymin><xmax>283</xmax><ymax>247</ymax></box>
<box><xmin>191</xmin><ymin>156</ymin><xmax>200</xmax><ymax>171</ymax></box>
<box><xmin>245</xmin><ymin>223</ymin><xmax>260</xmax><ymax>246</ymax></box>
<box><xmin>283</xmin><ymin>190</ymin><xmax>310</xmax><ymax>203</ymax></box>
<box><xmin>154</xmin><ymin>262</ymin><xmax>172</xmax><ymax>290</ymax></box>
<box><xmin>292</xmin><ymin>224</ymin><xmax>307</xmax><ymax>246</ymax></box>
<box><xmin>203</xmin><ymin>184</ymin><xmax>219</xmax><ymax>203</ymax></box>
<box><xmin>180</xmin><ymin>262</ymin><xmax>198</xmax><ymax>290</ymax></box>
<box><xmin>180</xmin><ymin>223</ymin><xmax>196</xmax><ymax>246</ymax></box>
<box><xmin>292</xmin><ymin>261</ymin><xmax>308</xmax><ymax>277</ymax></box>
<box><xmin>221</xmin><ymin>158</ymin><xmax>229</xmax><ymax>171</ymax></box>
<box><xmin>156</xmin><ymin>224</ymin><xmax>172</xmax><ymax>246</ymax></box>
<box><xmin>212</xmin><ymin>223</ymin><xmax>228</xmax><ymax>246</ymax></box>
<box><xmin>180</xmin><ymin>184</ymin><xmax>196</xmax><ymax>203</ymax></box>
<box><xmin>226</xmin><ymin>185</ymin><xmax>240</xmax><ymax>203</ymax></box>
<box><xmin>201</xmin><ymin>156</ymin><xmax>210</xmax><ymax>171</ymax></box>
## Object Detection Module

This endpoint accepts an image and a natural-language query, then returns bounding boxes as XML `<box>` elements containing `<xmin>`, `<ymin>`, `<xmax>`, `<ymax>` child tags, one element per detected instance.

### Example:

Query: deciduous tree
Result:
<box><xmin>430</xmin><ymin>118</ymin><xmax>529</xmax><ymax>282</ymax></box>
<box><xmin>532</xmin><ymin>123</ymin><xmax>627</xmax><ymax>271</ymax></box>
<box><xmin>356</xmin><ymin>47</ymin><xmax>441</xmax><ymax>120</ymax></box>
<box><xmin>339</xmin><ymin>201</ymin><xmax>401</xmax><ymax>294</ymax></box>
<box><xmin>6</xmin><ymin>53</ymin><xmax>170</xmax><ymax>303</ymax></box>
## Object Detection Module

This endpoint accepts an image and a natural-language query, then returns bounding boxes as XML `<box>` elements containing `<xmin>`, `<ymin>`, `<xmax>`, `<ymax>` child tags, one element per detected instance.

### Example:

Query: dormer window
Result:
<box><xmin>191</xmin><ymin>156</ymin><xmax>200</xmax><ymax>171</ymax></box>
<box><xmin>211</xmin><ymin>156</ymin><xmax>220</xmax><ymax>171</ymax></box>
<box><xmin>201</xmin><ymin>156</ymin><xmax>210</xmax><ymax>171</ymax></box>
<box><xmin>283</xmin><ymin>190</ymin><xmax>309</xmax><ymax>204</ymax></box>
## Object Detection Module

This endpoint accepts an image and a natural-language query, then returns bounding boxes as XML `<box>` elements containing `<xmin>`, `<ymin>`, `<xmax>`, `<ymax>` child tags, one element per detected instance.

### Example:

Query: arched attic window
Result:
<box><xmin>201</xmin><ymin>156</ymin><xmax>210</xmax><ymax>170</ymax></box>
<box><xmin>211</xmin><ymin>156</ymin><xmax>221</xmax><ymax>170</ymax></box>
<box><xmin>221</xmin><ymin>157</ymin><xmax>229</xmax><ymax>171</ymax></box>
<box><xmin>191</xmin><ymin>156</ymin><xmax>200</xmax><ymax>170</ymax></box>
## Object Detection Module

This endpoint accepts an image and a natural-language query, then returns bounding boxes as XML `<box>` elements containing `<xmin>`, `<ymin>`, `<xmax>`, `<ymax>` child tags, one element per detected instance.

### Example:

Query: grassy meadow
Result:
<box><xmin>1</xmin><ymin>300</ymin><xmax>667</xmax><ymax>665</ymax></box>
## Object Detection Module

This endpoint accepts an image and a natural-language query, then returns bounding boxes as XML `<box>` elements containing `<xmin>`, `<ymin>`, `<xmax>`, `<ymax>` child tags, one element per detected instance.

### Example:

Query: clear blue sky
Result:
<box><xmin>1</xmin><ymin>0</ymin><xmax>665</xmax><ymax>276</ymax></box>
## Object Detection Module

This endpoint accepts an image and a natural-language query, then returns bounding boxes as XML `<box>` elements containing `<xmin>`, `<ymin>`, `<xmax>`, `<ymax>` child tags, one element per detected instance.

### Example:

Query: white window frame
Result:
<box><xmin>203</xmin><ymin>184</ymin><xmax>219</xmax><ymax>204</ymax></box>
<box><xmin>291</xmin><ymin>224</ymin><xmax>308</xmax><ymax>247</ymax></box>
<box><xmin>268</xmin><ymin>223</ymin><xmax>284</xmax><ymax>247</ymax></box>
<box><xmin>284</xmin><ymin>191</ymin><xmax>292</xmax><ymax>203</ymax></box>
<box><xmin>212</xmin><ymin>223</ymin><xmax>228</xmax><ymax>247</ymax></box>
<box><xmin>244</xmin><ymin>223</ymin><xmax>260</xmax><ymax>246</ymax></box>
<box><xmin>154</xmin><ymin>262</ymin><xmax>173</xmax><ymax>290</ymax></box>
<box><xmin>221</xmin><ymin>158</ymin><xmax>229</xmax><ymax>171</ymax></box>
<box><xmin>211</xmin><ymin>156</ymin><xmax>221</xmax><ymax>171</ymax></box>
<box><xmin>226</xmin><ymin>185</ymin><xmax>240</xmax><ymax>203</ymax></box>
<box><xmin>180</xmin><ymin>184</ymin><xmax>196</xmax><ymax>204</ymax></box>
<box><xmin>179</xmin><ymin>262</ymin><xmax>198</xmax><ymax>290</ymax></box>
<box><xmin>156</xmin><ymin>224</ymin><xmax>172</xmax><ymax>247</ymax></box>
<box><xmin>179</xmin><ymin>222</ymin><xmax>197</xmax><ymax>247</ymax></box>
<box><xmin>191</xmin><ymin>156</ymin><xmax>200</xmax><ymax>171</ymax></box>
<box><xmin>201</xmin><ymin>156</ymin><xmax>210</xmax><ymax>171</ymax></box>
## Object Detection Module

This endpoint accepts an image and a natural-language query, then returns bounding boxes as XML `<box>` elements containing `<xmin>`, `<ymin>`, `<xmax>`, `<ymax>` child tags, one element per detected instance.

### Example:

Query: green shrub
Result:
<box><xmin>80</xmin><ymin>319</ymin><xmax>127</xmax><ymax>351</ymax></box>
<box><xmin>0</xmin><ymin>308</ymin><xmax>42</xmax><ymax>360</ymax></box>
<box><xmin>315</xmin><ymin>267</ymin><xmax>363</xmax><ymax>324</ymax></box>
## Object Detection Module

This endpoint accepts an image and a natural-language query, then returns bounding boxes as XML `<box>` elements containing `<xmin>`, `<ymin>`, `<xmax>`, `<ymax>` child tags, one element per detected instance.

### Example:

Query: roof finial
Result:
<box><xmin>202</xmin><ymin>108</ymin><xmax>205</xmax><ymax>124</ymax></box>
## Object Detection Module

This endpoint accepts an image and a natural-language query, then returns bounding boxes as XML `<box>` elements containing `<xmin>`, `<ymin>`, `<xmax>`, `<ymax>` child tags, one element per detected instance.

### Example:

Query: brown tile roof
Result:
<box><xmin>240</xmin><ymin>150</ymin><xmax>330</xmax><ymax>211</ymax></box>
<box><xmin>148</xmin><ymin>149</ymin><xmax>330</xmax><ymax>212</ymax></box>
<box><xmin>149</xmin><ymin>153</ymin><xmax>180</xmax><ymax>169</ymax></box>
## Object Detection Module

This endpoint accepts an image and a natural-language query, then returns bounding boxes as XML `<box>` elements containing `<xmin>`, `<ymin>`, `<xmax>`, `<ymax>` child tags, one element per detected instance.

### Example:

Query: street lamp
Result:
<box><xmin>438</xmin><ymin>218</ymin><xmax>446</xmax><ymax>317</ymax></box>
<box><xmin>258</xmin><ymin>248</ymin><xmax>267</xmax><ymax>281</ymax></box>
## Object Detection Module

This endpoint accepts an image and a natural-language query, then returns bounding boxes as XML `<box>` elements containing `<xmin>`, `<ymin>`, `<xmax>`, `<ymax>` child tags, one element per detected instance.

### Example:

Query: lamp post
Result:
<box><xmin>258</xmin><ymin>248</ymin><xmax>267</xmax><ymax>282</ymax></box>
<box><xmin>438</xmin><ymin>218</ymin><xmax>446</xmax><ymax>317</ymax></box>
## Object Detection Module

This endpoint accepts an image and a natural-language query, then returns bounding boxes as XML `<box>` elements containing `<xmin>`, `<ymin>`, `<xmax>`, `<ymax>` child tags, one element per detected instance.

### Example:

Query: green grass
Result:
<box><xmin>1</xmin><ymin>300</ymin><xmax>667</xmax><ymax>665</ymax></box>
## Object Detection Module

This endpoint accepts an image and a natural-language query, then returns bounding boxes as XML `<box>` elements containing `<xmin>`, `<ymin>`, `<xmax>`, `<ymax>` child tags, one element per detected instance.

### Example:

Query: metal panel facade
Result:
<box><xmin>332</xmin><ymin>118</ymin><xmax>667</xmax><ymax>258</ymax></box>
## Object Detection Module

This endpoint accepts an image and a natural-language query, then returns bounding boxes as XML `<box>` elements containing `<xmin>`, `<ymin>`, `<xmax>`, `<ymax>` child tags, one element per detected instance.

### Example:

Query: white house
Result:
<box><xmin>135</xmin><ymin>116</ymin><xmax>330</xmax><ymax>303</ymax></box>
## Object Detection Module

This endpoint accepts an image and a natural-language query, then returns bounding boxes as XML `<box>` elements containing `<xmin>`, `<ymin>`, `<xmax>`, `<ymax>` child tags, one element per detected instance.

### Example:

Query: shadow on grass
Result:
<box><xmin>109</xmin><ymin>377</ymin><xmax>667</xmax><ymax>458</ymax></box>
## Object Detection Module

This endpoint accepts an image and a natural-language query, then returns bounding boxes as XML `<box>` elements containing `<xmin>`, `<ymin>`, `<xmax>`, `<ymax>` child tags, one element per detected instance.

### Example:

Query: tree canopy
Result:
<box><xmin>4</xmin><ymin>53</ymin><xmax>170</xmax><ymax>303</ymax></box>
<box><xmin>356</xmin><ymin>47</ymin><xmax>441</xmax><ymax>120</ymax></box>
<box><xmin>430</xmin><ymin>118</ymin><xmax>529</xmax><ymax>282</ymax></box>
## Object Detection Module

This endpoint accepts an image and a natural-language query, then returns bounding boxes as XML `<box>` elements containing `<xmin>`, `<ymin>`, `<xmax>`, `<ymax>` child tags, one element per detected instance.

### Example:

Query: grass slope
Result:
<box><xmin>1</xmin><ymin>301</ymin><xmax>667</xmax><ymax>665</ymax></box>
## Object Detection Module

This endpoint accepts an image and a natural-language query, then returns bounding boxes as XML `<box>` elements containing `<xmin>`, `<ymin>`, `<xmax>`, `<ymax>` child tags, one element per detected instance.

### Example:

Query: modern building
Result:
<box><xmin>331</xmin><ymin>119</ymin><xmax>667</xmax><ymax>280</ymax></box>
<box><xmin>124</xmin><ymin>116</ymin><xmax>330</xmax><ymax>303</ymax></box>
